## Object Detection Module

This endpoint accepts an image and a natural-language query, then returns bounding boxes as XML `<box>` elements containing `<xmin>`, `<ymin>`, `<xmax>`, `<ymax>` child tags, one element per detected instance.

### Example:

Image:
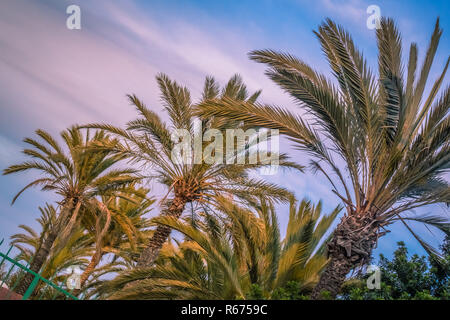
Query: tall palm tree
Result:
<box><xmin>3</xmin><ymin>127</ymin><xmax>140</xmax><ymax>295</ymax></box>
<box><xmin>94</xmin><ymin>196</ymin><xmax>340</xmax><ymax>299</ymax></box>
<box><xmin>84</xmin><ymin>74</ymin><xmax>301</xmax><ymax>268</ymax></box>
<box><xmin>79</xmin><ymin>187</ymin><xmax>154</xmax><ymax>287</ymax></box>
<box><xmin>197</xmin><ymin>18</ymin><xmax>450</xmax><ymax>298</ymax></box>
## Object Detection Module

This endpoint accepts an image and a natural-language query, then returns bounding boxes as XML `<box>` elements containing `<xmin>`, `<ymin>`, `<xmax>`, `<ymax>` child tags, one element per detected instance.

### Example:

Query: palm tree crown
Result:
<box><xmin>197</xmin><ymin>17</ymin><xmax>450</xmax><ymax>298</ymax></box>
<box><xmin>3</xmin><ymin>126</ymin><xmax>140</xmax><ymax>294</ymax></box>
<box><xmin>84</xmin><ymin>74</ymin><xmax>302</xmax><ymax>268</ymax></box>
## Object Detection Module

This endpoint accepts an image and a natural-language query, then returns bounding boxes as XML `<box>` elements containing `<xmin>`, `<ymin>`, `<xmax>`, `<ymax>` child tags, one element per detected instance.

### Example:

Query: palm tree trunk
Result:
<box><xmin>119</xmin><ymin>196</ymin><xmax>188</xmax><ymax>293</ymax></box>
<box><xmin>311</xmin><ymin>212</ymin><xmax>382</xmax><ymax>299</ymax></box>
<box><xmin>15</xmin><ymin>200</ymin><xmax>78</xmax><ymax>296</ymax></box>
<box><xmin>136</xmin><ymin>197</ymin><xmax>187</xmax><ymax>268</ymax></box>
<box><xmin>310</xmin><ymin>249</ymin><xmax>353</xmax><ymax>299</ymax></box>
<box><xmin>14</xmin><ymin>228</ymin><xmax>59</xmax><ymax>296</ymax></box>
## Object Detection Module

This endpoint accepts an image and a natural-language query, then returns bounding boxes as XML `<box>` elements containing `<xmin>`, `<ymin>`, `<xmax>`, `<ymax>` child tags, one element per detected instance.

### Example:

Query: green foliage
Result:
<box><xmin>246</xmin><ymin>284</ymin><xmax>264</xmax><ymax>300</ymax></box>
<box><xmin>318</xmin><ymin>290</ymin><xmax>332</xmax><ymax>300</ymax></box>
<box><xmin>341</xmin><ymin>239</ymin><xmax>450</xmax><ymax>300</ymax></box>
<box><xmin>247</xmin><ymin>282</ymin><xmax>311</xmax><ymax>300</ymax></box>
<box><xmin>271</xmin><ymin>281</ymin><xmax>309</xmax><ymax>300</ymax></box>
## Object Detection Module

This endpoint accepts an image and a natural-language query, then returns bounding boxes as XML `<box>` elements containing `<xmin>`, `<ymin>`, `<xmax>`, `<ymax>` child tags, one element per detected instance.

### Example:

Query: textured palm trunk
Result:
<box><xmin>15</xmin><ymin>200</ymin><xmax>78</xmax><ymax>296</ymax></box>
<box><xmin>311</xmin><ymin>211</ymin><xmax>382</xmax><ymax>299</ymax></box>
<box><xmin>136</xmin><ymin>196</ymin><xmax>187</xmax><ymax>268</ymax></box>
<box><xmin>14</xmin><ymin>227</ymin><xmax>59</xmax><ymax>296</ymax></box>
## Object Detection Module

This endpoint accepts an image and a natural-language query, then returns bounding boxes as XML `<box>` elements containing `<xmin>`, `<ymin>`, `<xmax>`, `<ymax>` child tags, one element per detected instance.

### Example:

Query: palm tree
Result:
<box><xmin>78</xmin><ymin>186</ymin><xmax>154</xmax><ymax>287</ymax></box>
<box><xmin>94</xmin><ymin>196</ymin><xmax>340</xmax><ymax>299</ymax></box>
<box><xmin>197</xmin><ymin>18</ymin><xmax>450</xmax><ymax>298</ymax></box>
<box><xmin>3</xmin><ymin>127</ymin><xmax>140</xmax><ymax>295</ymax></box>
<box><xmin>10</xmin><ymin>204</ymin><xmax>93</xmax><ymax>298</ymax></box>
<box><xmin>84</xmin><ymin>74</ymin><xmax>301</xmax><ymax>269</ymax></box>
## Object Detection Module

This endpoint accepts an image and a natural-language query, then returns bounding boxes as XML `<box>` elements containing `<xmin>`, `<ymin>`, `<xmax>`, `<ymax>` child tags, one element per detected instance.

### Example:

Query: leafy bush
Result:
<box><xmin>341</xmin><ymin>238</ymin><xmax>450</xmax><ymax>300</ymax></box>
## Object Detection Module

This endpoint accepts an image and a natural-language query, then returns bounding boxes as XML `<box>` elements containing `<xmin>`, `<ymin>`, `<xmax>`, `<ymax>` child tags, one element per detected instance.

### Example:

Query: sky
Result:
<box><xmin>0</xmin><ymin>0</ymin><xmax>449</xmax><ymax>261</ymax></box>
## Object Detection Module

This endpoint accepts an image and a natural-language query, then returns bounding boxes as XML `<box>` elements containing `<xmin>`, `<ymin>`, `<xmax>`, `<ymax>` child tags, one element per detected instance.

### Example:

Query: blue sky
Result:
<box><xmin>0</xmin><ymin>0</ymin><xmax>449</xmax><ymax>260</ymax></box>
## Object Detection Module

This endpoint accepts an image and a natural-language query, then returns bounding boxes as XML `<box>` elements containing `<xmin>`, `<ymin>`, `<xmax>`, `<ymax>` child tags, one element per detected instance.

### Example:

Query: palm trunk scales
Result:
<box><xmin>311</xmin><ymin>211</ymin><xmax>383</xmax><ymax>299</ymax></box>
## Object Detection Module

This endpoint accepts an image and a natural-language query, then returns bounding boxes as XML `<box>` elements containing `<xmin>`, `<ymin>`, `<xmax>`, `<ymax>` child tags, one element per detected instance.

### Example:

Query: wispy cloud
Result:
<box><xmin>320</xmin><ymin>0</ymin><xmax>367</xmax><ymax>23</ymax></box>
<box><xmin>0</xmin><ymin>135</ymin><xmax>22</xmax><ymax>169</ymax></box>
<box><xmin>0</xmin><ymin>0</ymin><xmax>296</xmax><ymax>136</ymax></box>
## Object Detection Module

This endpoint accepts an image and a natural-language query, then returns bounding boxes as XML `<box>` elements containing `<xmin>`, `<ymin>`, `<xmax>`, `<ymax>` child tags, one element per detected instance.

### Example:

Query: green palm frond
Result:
<box><xmin>95</xmin><ymin>195</ymin><xmax>339</xmax><ymax>300</ymax></box>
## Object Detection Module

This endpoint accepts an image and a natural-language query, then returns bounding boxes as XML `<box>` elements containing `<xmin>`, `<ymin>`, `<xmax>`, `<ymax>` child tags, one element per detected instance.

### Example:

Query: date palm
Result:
<box><xmin>96</xmin><ymin>196</ymin><xmax>340</xmax><ymax>299</ymax></box>
<box><xmin>3</xmin><ymin>127</ymin><xmax>139</xmax><ymax>295</ymax></box>
<box><xmin>84</xmin><ymin>74</ymin><xmax>301</xmax><ymax>268</ymax></box>
<box><xmin>197</xmin><ymin>18</ymin><xmax>450</xmax><ymax>298</ymax></box>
